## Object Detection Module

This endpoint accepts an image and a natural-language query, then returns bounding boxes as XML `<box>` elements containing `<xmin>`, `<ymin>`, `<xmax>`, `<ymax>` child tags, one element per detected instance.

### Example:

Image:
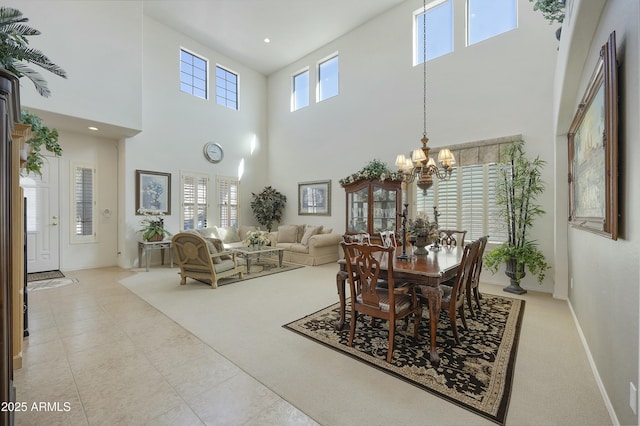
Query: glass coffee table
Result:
<box><xmin>232</xmin><ymin>246</ymin><xmax>285</xmax><ymax>274</ymax></box>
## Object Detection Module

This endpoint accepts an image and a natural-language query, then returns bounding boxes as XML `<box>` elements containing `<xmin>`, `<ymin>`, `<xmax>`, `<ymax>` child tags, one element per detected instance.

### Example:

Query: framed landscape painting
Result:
<box><xmin>135</xmin><ymin>170</ymin><xmax>171</xmax><ymax>215</ymax></box>
<box><xmin>298</xmin><ymin>180</ymin><xmax>331</xmax><ymax>216</ymax></box>
<box><xmin>567</xmin><ymin>31</ymin><xmax>618</xmax><ymax>240</ymax></box>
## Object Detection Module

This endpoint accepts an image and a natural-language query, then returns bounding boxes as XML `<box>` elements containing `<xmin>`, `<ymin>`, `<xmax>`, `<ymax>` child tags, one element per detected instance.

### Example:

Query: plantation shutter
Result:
<box><xmin>460</xmin><ymin>165</ymin><xmax>484</xmax><ymax>240</ymax></box>
<box><xmin>436</xmin><ymin>168</ymin><xmax>458</xmax><ymax>229</ymax></box>
<box><xmin>487</xmin><ymin>163</ymin><xmax>508</xmax><ymax>242</ymax></box>
<box><xmin>74</xmin><ymin>166</ymin><xmax>94</xmax><ymax>238</ymax></box>
<box><xmin>218</xmin><ymin>177</ymin><xmax>238</xmax><ymax>227</ymax></box>
<box><xmin>181</xmin><ymin>172</ymin><xmax>208</xmax><ymax>230</ymax></box>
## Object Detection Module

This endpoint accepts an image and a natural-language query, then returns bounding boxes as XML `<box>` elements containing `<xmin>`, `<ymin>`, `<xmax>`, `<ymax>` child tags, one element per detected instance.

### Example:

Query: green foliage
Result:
<box><xmin>137</xmin><ymin>210</ymin><xmax>172</xmax><ymax>241</ymax></box>
<box><xmin>250</xmin><ymin>186</ymin><xmax>287</xmax><ymax>232</ymax></box>
<box><xmin>21</xmin><ymin>110</ymin><xmax>62</xmax><ymax>176</ymax></box>
<box><xmin>483</xmin><ymin>140</ymin><xmax>550</xmax><ymax>284</ymax></box>
<box><xmin>0</xmin><ymin>6</ymin><xmax>67</xmax><ymax>97</ymax></box>
<box><xmin>339</xmin><ymin>159</ymin><xmax>402</xmax><ymax>186</ymax></box>
<box><xmin>529</xmin><ymin>0</ymin><xmax>565</xmax><ymax>24</ymax></box>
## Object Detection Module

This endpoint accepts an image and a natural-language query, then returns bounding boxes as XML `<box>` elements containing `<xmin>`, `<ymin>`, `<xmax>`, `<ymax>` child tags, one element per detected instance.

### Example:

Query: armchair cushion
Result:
<box><xmin>301</xmin><ymin>225</ymin><xmax>322</xmax><ymax>245</ymax></box>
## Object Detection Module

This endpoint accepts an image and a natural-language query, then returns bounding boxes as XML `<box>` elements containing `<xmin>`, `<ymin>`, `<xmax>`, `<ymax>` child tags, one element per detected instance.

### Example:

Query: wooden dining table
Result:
<box><xmin>336</xmin><ymin>245</ymin><xmax>464</xmax><ymax>365</ymax></box>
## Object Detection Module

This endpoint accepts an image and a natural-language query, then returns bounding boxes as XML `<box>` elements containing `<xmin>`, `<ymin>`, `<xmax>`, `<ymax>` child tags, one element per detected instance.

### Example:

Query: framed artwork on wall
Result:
<box><xmin>135</xmin><ymin>170</ymin><xmax>171</xmax><ymax>215</ymax></box>
<box><xmin>298</xmin><ymin>180</ymin><xmax>331</xmax><ymax>216</ymax></box>
<box><xmin>568</xmin><ymin>31</ymin><xmax>618</xmax><ymax>240</ymax></box>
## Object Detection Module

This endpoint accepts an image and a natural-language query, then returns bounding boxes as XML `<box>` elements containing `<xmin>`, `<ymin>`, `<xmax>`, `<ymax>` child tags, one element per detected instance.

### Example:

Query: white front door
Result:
<box><xmin>21</xmin><ymin>157</ymin><xmax>60</xmax><ymax>273</ymax></box>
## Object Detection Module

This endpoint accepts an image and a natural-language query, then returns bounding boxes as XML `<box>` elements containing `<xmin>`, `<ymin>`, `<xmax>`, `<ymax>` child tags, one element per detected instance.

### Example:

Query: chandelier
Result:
<box><xmin>395</xmin><ymin>0</ymin><xmax>455</xmax><ymax>194</ymax></box>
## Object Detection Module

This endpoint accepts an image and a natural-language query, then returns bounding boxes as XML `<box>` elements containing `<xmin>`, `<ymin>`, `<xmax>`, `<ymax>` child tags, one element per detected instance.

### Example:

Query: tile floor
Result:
<box><xmin>13</xmin><ymin>267</ymin><xmax>318</xmax><ymax>425</ymax></box>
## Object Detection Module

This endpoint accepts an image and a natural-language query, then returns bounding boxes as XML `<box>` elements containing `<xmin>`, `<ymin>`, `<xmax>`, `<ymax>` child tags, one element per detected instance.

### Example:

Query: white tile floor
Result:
<box><xmin>14</xmin><ymin>267</ymin><xmax>318</xmax><ymax>425</ymax></box>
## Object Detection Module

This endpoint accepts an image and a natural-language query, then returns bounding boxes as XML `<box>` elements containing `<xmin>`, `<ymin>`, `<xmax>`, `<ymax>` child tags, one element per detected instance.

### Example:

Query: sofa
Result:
<box><xmin>193</xmin><ymin>224</ymin><xmax>342</xmax><ymax>266</ymax></box>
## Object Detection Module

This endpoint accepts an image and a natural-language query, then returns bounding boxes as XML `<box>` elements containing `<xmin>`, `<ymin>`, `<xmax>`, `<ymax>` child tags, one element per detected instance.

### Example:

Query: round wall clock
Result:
<box><xmin>203</xmin><ymin>142</ymin><xmax>224</xmax><ymax>163</ymax></box>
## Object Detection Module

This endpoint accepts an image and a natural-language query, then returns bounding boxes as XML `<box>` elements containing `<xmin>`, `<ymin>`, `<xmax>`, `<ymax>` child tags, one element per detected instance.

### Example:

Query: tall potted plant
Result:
<box><xmin>250</xmin><ymin>186</ymin><xmax>287</xmax><ymax>232</ymax></box>
<box><xmin>483</xmin><ymin>140</ymin><xmax>550</xmax><ymax>294</ymax></box>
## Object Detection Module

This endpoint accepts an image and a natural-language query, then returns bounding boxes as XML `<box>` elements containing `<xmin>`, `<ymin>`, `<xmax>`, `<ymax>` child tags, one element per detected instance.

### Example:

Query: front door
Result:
<box><xmin>20</xmin><ymin>157</ymin><xmax>60</xmax><ymax>273</ymax></box>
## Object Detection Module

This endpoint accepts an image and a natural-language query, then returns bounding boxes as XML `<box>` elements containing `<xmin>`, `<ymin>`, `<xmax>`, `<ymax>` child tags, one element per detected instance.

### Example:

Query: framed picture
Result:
<box><xmin>298</xmin><ymin>180</ymin><xmax>331</xmax><ymax>216</ymax></box>
<box><xmin>568</xmin><ymin>31</ymin><xmax>618</xmax><ymax>240</ymax></box>
<box><xmin>135</xmin><ymin>170</ymin><xmax>171</xmax><ymax>215</ymax></box>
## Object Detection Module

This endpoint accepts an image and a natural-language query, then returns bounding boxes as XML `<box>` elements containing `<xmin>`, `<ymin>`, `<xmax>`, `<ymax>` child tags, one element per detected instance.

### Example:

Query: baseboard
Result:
<box><xmin>567</xmin><ymin>298</ymin><xmax>620</xmax><ymax>425</ymax></box>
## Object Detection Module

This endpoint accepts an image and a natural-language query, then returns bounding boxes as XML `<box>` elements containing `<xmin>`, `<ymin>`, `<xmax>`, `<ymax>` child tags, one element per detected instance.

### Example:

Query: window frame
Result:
<box><xmin>215</xmin><ymin>64</ymin><xmax>239</xmax><ymax>110</ymax></box>
<box><xmin>70</xmin><ymin>162</ymin><xmax>97</xmax><ymax>244</ymax></box>
<box><xmin>414</xmin><ymin>0</ymin><xmax>454</xmax><ymax>65</ymax></box>
<box><xmin>291</xmin><ymin>67</ymin><xmax>310</xmax><ymax>111</ymax></box>
<box><xmin>316</xmin><ymin>53</ymin><xmax>339</xmax><ymax>102</ymax></box>
<box><xmin>179</xmin><ymin>47</ymin><xmax>208</xmax><ymax>100</ymax></box>
<box><xmin>180</xmin><ymin>171</ymin><xmax>209</xmax><ymax>231</ymax></box>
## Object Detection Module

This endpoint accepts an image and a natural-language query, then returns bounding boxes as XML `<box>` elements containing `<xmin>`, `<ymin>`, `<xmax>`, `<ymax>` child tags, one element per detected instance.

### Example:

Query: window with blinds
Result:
<box><xmin>217</xmin><ymin>176</ymin><xmax>239</xmax><ymax>228</ymax></box>
<box><xmin>181</xmin><ymin>172</ymin><xmax>208</xmax><ymax>230</ymax></box>
<box><xmin>72</xmin><ymin>164</ymin><xmax>96</xmax><ymax>243</ymax></box>
<box><xmin>413</xmin><ymin>163</ymin><xmax>507</xmax><ymax>243</ymax></box>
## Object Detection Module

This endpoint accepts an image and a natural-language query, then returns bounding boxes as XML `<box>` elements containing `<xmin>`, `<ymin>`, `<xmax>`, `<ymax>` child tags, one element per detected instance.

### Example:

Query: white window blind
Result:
<box><xmin>217</xmin><ymin>176</ymin><xmax>239</xmax><ymax>228</ymax></box>
<box><xmin>461</xmin><ymin>165</ymin><xmax>484</xmax><ymax>240</ymax></box>
<box><xmin>72</xmin><ymin>164</ymin><xmax>96</xmax><ymax>243</ymax></box>
<box><xmin>181</xmin><ymin>172</ymin><xmax>208</xmax><ymax>230</ymax></box>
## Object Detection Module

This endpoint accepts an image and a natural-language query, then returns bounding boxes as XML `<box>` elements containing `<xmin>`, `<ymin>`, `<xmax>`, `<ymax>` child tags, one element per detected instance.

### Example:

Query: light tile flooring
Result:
<box><xmin>14</xmin><ymin>267</ymin><xmax>318</xmax><ymax>425</ymax></box>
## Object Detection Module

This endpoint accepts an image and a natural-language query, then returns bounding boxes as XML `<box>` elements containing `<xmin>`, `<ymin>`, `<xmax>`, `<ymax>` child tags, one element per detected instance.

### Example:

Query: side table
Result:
<box><xmin>138</xmin><ymin>240</ymin><xmax>173</xmax><ymax>272</ymax></box>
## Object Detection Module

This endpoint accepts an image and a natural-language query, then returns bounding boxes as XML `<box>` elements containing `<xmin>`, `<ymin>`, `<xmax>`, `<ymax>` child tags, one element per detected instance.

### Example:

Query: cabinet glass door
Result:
<box><xmin>372</xmin><ymin>186</ymin><xmax>396</xmax><ymax>233</ymax></box>
<box><xmin>348</xmin><ymin>187</ymin><xmax>368</xmax><ymax>233</ymax></box>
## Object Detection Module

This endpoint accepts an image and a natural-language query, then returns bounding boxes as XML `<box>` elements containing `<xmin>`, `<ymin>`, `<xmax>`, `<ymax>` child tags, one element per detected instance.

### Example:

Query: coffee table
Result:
<box><xmin>232</xmin><ymin>246</ymin><xmax>285</xmax><ymax>274</ymax></box>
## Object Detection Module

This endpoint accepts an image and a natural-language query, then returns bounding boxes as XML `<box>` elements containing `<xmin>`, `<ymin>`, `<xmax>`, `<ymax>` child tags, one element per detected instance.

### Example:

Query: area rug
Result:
<box><xmin>27</xmin><ymin>270</ymin><xmax>65</xmax><ymax>282</ymax></box>
<box><xmin>27</xmin><ymin>277</ymin><xmax>78</xmax><ymax>292</ymax></box>
<box><xmin>284</xmin><ymin>293</ymin><xmax>524</xmax><ymax>425</ymax></box>
<box><xmin>201</xmin><ymin>261</ymin><xmax>303</xmax><ymax>286</ymax></box>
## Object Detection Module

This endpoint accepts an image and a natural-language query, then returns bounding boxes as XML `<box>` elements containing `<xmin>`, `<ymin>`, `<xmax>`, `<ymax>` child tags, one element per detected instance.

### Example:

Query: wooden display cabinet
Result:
<box><xmin>343</xmin><ymin>179</ymin><xmax>402</xmax><ymax>240</ymax></box>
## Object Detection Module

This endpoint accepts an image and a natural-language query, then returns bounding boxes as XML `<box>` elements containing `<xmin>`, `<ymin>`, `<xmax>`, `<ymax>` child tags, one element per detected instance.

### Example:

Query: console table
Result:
<box><xmin>138</xmin><ymin>240</ymin><xmax>173</xmax><ymax>271</ymax></box>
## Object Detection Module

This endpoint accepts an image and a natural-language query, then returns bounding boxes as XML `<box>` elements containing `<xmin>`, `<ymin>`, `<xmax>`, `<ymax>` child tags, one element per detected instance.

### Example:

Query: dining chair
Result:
<box><xmin>379</xmin><ymin>230</ymin><xmax>397</xmax><ymax>248</ymax></box>
<box><xmin>440</xmin><ymin>229</ymin><xmax>468</xmax><ymax>247</ymax></box>
<box><xmin>438</xmin><ymin>238</ymin><xmax>481</xmax><ymax>345</ymax></box>
<box><xmin>341</xmin><ymin>241</ymin><xmax>422</xmax><ymax>363</ymax></box>
<box><xmin>466</xmin><ymin>235</ymin><xmax>489</xmax><ymax>317</ymax></box>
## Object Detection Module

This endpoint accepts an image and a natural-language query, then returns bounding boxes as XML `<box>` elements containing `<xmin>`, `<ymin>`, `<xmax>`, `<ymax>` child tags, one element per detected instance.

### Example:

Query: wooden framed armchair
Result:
<box><xmin>172</xmin><ymin>232</ymin><xmax>245</xmax><ymax>289</ymax></box>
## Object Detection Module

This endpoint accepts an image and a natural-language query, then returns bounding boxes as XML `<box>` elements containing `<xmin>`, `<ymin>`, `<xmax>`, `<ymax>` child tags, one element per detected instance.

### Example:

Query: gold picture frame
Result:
<box><xmin>568</xmin><ymin>31</ymin><xmax>618</xmax><ymax>240</ymax></box>
<box><xmin>298</xmin><ymin>180</ymin><xmax>331</xmax><ymax>216</ymax></box>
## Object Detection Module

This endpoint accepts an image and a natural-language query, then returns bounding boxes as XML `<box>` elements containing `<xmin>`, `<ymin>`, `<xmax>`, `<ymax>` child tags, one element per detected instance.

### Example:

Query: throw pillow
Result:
<box><xmin>197</xmin><ymin>227</ymin><xmax>220</xmax><ymax>239</ymax></box>
<box><xmin>301</xmin><ymin>226</ymin><xmax>321</xmax><ymax>246</ymax></box>
<box><xmin>277</xmin><ymin>225</ymin><xmax>298</xmax><ymax>243</ymax></box>
<box><xmin>203</xmin><ymin>238</ymin><xmax>221</xmax><ymax>264</ymax></box>
<box><xmin>217</xmin><ymin>226</ymin><xmax>241</xmax><ymax>244</ymax></box>
<box><xmin>210</xmin><ymin>238</ymin><xmax>231</xmax><ymax>260</ymax></box>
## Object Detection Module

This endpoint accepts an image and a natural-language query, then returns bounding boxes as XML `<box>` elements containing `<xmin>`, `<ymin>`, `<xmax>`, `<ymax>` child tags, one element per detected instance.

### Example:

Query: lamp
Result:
<box><xmin>395</xmin><ymin>0</ymin><xmax>455</xmax><ymax>194</ymax></box>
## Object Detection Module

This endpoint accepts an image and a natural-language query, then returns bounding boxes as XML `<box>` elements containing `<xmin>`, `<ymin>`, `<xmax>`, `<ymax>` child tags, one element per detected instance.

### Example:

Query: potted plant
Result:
<box><xmin>483</xmin><ymin>140</ymin><xmax>550</xmax><ymax>294</ymax></box>
<box><xmin>137</xmin><ymin>209</ymin><xmax>172</xmax><ymax>242</ymax></box>
<box><xmin>250</xmin><ymin>186</ymin><xmax>287</xmax><ymax>232</ymax></box>
<box><xmin>20</xmin><ymin>110</ymin><xmax>62</xmax><ymax>176</ymax></box>
<box><xmin>529</xmin><ymin>0</ymin><xmax>565</xmax><ymax>40</ymax></box>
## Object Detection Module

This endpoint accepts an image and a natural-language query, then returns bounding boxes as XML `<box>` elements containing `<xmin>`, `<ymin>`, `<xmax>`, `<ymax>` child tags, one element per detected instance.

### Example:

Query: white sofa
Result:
<box><xmin>194</xmin><ymin>224</ymin><xmax>341</xmax><ymax>266</ymax></box>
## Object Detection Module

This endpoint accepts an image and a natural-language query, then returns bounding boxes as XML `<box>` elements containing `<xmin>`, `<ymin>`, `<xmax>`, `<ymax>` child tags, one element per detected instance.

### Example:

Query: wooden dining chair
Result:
<box><xmin>440</xmin><ymin>229</ymin><xmax>468</xmax><ymax>248</ymax></box>
<box><xmin>379</xmin><ymin>230</ymin><xmax>397</xmax><ymax>248</ymax></box>
<box><xmin>341</xmin><ymin>242</ymin><xmax>422</xmax><ymax>363</ymax></box>
<box><xmin>466</xmin><ymin>235</ymin><xmax>489</xmax><ymax>317</ymax></box>
<box><xmin>439</xmin><ymin>238</ymin><xmax>481</xmax><ymax>345</ymax></box>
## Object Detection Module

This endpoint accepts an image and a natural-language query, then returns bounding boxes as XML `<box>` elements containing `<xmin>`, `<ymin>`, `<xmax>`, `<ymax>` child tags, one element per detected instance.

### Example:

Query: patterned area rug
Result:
<box><xmin>284</xmin><ymin>293</ymin><xmax>524</xmax><ymax>425</ymax></box>
<box><xmin>27</xmin><ymin>270</ymin><xmax>65</xmax><ymax>282</ymax></box>
<box><xmin>27</xmin><ymin>277</ymin><xmax>79</xmax><ymax>292</ymax></box>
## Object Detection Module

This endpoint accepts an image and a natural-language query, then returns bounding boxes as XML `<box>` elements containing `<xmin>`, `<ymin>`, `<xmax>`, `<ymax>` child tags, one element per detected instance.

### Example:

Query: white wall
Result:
<box><xmin>10</xmin><ymin>0</ymin><xmax>143</xmax><ymax>132</ymax></box>
<box><xmin>555</xmin><ymin>1</ymin><xmax>639</xmax><ymax>424</ymax></box>
<box><xmin>119</xmin><ymin>16</ymin><xmax>268</xmax><ymax>268</ymax></box>
<box><xmin>267</xmin><ymin>0</ymin><xmax>559</xmax><ymax>292</ymax></box>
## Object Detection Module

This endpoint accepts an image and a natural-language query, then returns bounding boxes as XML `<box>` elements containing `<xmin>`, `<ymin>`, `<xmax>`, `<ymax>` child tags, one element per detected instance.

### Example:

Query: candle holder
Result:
<box><xmin>397</xmin><ymin>203</ymin><xmax>410</xmax><ymax>261</ymax></box>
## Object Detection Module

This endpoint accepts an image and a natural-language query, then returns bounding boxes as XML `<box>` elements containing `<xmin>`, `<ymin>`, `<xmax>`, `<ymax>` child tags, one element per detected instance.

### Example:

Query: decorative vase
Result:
<box><xmin>413</xmin><ymin>234</ymin><xmax>429</xmax><ymax>255</ymax></box>
<box><xmin>504</xmin><ymin>258</ymin><xmax>527</xmax><ymax>294</ymax></box>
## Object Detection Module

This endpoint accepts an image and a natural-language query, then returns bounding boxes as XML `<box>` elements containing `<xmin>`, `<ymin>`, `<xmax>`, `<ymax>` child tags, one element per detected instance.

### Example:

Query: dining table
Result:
<box><xmin>336</xmin><ymin>244</ymin><xmax>464</xmax><ymax>366</ymax></box>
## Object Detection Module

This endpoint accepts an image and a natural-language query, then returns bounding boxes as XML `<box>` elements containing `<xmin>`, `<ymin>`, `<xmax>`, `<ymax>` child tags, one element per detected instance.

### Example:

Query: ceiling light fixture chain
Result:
<box><xmin>395</xmin><ymin>0</ymin><xmax>456</xmax><ymax>195</ymax></box>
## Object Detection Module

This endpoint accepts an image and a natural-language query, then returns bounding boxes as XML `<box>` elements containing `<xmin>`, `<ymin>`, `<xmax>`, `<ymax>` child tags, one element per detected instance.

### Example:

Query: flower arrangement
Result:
<box><xmin>137</xmin><ymin>208</ymin><xmax>172</xmax><ymax>241</ymax></box>
<box><xmin>339</xmin><ymin>159</ymin><xmax>403</xmax><ymax>186</ymax></box>
<box><xmin>408</xmin><ymin>213</ymin><xmax>439</xmax><ymax>243</ymax></box>
<box><xmin>245</xmin><ymin>230</ymin><xmax>269</xmax><ymax>247</ymax></box>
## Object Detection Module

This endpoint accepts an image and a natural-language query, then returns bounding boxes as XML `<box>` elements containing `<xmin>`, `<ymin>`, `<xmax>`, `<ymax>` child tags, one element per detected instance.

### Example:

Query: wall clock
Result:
<box><xmin>203</xmin><ymin>142</ymin><xmax>224</xmax><ymax>163</ymax></box>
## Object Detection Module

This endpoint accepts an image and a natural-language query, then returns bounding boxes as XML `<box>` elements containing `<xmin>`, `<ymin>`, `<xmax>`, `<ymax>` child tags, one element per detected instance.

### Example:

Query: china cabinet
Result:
<box><xmin>343</xmin><ymin>179</ymin><xmax>402</xmax><ymax>240</ymax></box>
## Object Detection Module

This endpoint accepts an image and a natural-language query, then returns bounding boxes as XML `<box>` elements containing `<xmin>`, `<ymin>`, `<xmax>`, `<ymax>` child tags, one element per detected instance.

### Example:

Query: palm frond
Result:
<box><xmin>0</xmin><ymin>7</ymin><xmax>28</xmax><ymax>26</ymax></box>
<box><xmin>11</xmin><ymin>62</ymin><xmax>51</xmax><ymax>97</ymax></box>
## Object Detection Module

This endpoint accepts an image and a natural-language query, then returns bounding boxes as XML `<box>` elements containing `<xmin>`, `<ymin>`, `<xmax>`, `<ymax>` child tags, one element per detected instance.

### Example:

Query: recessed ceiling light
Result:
<box><xmin>88</xmin><ymin>126</ymin><xmax>99</xmax><ymax>131</ymax></box>
<box><xmin>264</xmin><ymin>37</ymin><xmax>270</xmax><ymax>43</ymax></box>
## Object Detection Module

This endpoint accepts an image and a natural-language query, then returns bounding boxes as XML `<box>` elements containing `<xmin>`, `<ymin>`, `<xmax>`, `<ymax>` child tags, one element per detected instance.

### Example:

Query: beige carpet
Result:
<box><xmin>120</xmin><ymin>263</ymin><xmax>612</xmax><ymax>426</ymax></box>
